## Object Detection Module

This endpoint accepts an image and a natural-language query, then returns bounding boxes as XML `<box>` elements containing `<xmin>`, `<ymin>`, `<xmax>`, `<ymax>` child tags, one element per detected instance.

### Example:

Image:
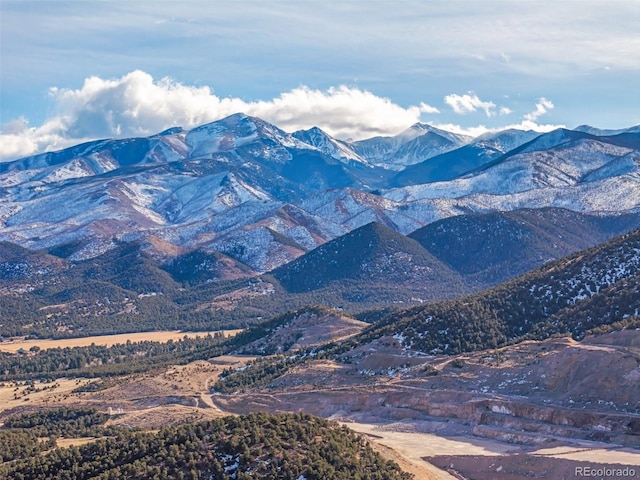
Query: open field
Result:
<box><xmin>105</xmin><ymin>404</ymin><xmax>227</xmax><ymax>430</ymax></box>
<box><xmin>54</xmin><ymin>437</ymin><xmax>101</xmax><ymax>449</ymax></box>
<box><xmin>0</xmin><ymin>377</ymin><xmax>94</xmax><ymax>416</ymax></box>
<box><xmin>0</xmin><ymin>355</ymin><xmax>257</xmax><ymax>421</ymax></box>
<box><xmin>0</xmin><ymin>329</ymin><xmax>243</xmax><ymax>353</ymax></box>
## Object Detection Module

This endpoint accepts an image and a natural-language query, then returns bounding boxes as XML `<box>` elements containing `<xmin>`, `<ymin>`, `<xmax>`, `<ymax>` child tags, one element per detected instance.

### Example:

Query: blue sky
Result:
<box><xmin>1</xmin><ymin>0</ymin><xmax>639</xmax><ymax>160</ymax></box>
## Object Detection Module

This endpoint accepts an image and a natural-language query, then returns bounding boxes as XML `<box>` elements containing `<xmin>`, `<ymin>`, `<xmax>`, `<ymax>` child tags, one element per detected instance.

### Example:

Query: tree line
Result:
<box><xmin>1</xmin><ymin>412</ymin><xmax>412</xmax><ymax>480</ymax></box>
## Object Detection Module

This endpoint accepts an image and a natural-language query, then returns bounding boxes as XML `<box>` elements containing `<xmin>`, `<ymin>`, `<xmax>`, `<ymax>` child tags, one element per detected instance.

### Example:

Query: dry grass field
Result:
<box><xmin>0</xmin><ymin>377</ymin><xmax>94</xmax><ymax>416</ymax></box>
<box><xmin>54</xmin><ymin>437</ymin><xmax>100</xmax><ymax>449</ymax></box>
<box><xmin>0</xmin><ymin>355</ymin><xmax>256</xmax><ymax>428</ymax></box>
<box><xmin>0</xmin><ymin>329</ymin><xmax>243</xmax><ymax>353</ymax></box>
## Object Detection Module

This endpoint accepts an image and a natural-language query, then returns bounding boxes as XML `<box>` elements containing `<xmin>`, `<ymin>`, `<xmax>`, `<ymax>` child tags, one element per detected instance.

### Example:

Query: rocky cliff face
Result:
<box><xmin>214</xmin><ymin>330</ymin><xmax>640</xmax><ymax>448</ymax></box>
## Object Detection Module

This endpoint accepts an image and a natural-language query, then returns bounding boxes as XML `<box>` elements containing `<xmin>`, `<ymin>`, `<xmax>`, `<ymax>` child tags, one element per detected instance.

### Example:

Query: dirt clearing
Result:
<box><xmin>345</xmin><ymin>421</ymin><xmax>640</xmax><ymax>480</ymax></box>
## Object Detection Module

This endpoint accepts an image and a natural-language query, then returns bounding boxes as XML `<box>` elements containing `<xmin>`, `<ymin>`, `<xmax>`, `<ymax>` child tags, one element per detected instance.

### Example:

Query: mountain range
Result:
<box><xmin>353</xmin><ymin>225</ymin><xmax>640</xmax><ymax>355</ymax></box>
<box><xmin>1</xmin><ymin>113</ymin><xmax>639</xmax><ymax>338</ymax></box>
<box><xmin>1</xmin><ymin>210</ymin><xmax>638</xmax><ymax>339</ymax></box>
<box><xmin>1</xmin><ymin>113</ymin><xmax>638</xmax><ymax>273</ymax></box>
<box><xmin>2</xmin><ymin>113</ymin><xmax>639</xmax><ymax>479</ymax></box>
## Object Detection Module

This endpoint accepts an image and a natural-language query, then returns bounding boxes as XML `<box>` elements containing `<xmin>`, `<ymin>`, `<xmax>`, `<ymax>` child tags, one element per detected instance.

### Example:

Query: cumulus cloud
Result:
<box><xmin>0</xmin><ymin>72</ymin><xmax>563</xmax><ymax>163</ymax></box>
<box><xmin>524</xmin><ymin>97</ymin><xmax>554</xmax><ymax>121</ymax></box>
<box><xmin>432</xmin><ymin>120</ymin><xmax>562</xmax><ymax>138</ymax></box>
<box><xmin>242</xmin><ymin>85</ymin><xmax>440</xmax><ymax>140</ymax></box>
<box><xmin>418</xmin><ymin>102</ymin><xmax>441</xmax><ymax>114</ymax></box>
<box><xmin>434</xmin><ymin>97</ymin><xmax>562</xmax><ymax>137</ymax></box>
<box><xmin>0</xmin><ymin>116</ymin><xmax>78</xmax><ymax>162</ymax></box>
<box><xmin>444</xmin><ymin>92</ymin><xmax>497</xmax><ymax>117</ymax></box>
<box><xmin>0</xmin><ymin>70</ymin><xmax>442</xmax><ymax>161</ymax></box>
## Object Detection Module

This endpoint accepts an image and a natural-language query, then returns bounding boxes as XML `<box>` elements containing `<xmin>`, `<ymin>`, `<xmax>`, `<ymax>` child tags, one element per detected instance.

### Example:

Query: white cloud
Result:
<box><xmin>244</xmin><ymin>86</ymin><xmax>440</xmax><ymax>140</ymax></box>
<box><xmin>434</xmin><ymin>97</ymin><xmax>563</xmax><ymax>137</ymax></box>
<box><xmin>419</xmin><ymin>102</ymin><xmax>441</xmax><ymax>114</ymax></box>
<box><xmin>524</xmin><ymin>97</ymin><xmax>554</xmax><ymax>121</ymax></box>
<box><xmin>444</xmin><ymin>92</ymin><xmax>496</xmax><ymax>117</ymax></box>
<box><xmin>0</xmin><ymin>71</ymin><xmax>442</xmax><ymax>161</ymax></box>
<box><xmin>0</xmin><ymin>116</ymin><xmax>81</xmax><ymax>162</ymax></box>
<box><xmin>432</xmin><ymin>120</ymin><xmax>563</xmax><ymax>138</ymax></box>
<box><xmin>0</xmin><ymin>73</ymin><xmax>565</xmax><ymax>163</ymax></box>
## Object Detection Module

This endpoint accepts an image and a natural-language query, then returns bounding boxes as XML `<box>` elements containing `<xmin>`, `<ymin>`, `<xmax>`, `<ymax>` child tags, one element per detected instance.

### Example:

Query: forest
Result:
<box><xmin>0</xmin><ymin>411</ymin><xmax>412</xmax><ymax>480</ymax></box>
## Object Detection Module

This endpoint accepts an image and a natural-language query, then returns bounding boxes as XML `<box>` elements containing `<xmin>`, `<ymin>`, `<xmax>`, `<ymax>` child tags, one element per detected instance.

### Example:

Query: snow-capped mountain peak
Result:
<box><xmin>1</xmin><ymin>114</ymin><xmax>638</xmax><ymax>267</ymax></box>
<box><xmin>472</xmin><ymin>128</ymin><xmax>541</xmax><ymax>154</ymax></box>
<box><xmin>185</xmin><ymin>113</ymin><xmax>308</xmax><ymax>158</ymax></box>
<box><xmin>349</xmin><ymin>122</ymin><xmax>471</xmax><ymax>170</ymax></box>
<box><xmin>291</xmin><ymin>126</ymin><xmax>370</xmax><ymax>166</ymax></box>
<box><xmin>399</xmin><ymin>122</ymin><xmax>472</xmax><ymax>145</ymax></box>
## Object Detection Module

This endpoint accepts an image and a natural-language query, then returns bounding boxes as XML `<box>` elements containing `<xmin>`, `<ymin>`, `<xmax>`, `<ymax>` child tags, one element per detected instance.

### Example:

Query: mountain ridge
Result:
<box><xmin>354</xmin><ymin>226</ymin><xmax>640</xmax><ymax>355</ymax></box>
<box><xmin>1</xmin><ymin>113</ymin><xmax>638</xmax><ymax>271</ymax></box>
<box><xmin>269</xmin><ymin>221</ymin><xmax>467</xmax><ymax>297</ymax></box>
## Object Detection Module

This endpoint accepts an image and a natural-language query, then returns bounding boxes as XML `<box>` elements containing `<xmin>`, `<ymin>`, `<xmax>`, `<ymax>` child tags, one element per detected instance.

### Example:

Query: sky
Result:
<box><xmin>0</xmin><ymin>0</ymin><xmax>639</xmax><ymax>161</ymax></box>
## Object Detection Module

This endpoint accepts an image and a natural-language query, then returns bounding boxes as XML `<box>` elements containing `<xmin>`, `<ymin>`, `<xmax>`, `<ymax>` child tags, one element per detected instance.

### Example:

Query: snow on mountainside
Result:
<box><xmin>292</xmin><ymin>127</ymin><xmax>370</xmax><ymax>166</ymax></box>
<box><xmin>186</xmin><ymin>113</ymin><xmax>308</xmax><ymax>161</ymax></box>
<box><xmin>0</xmin><ymin>114</ymin><xmax>638</xmax><ymax>270</ymax></box>
<box><xmin>0</xmin><ymin>134</ymin><xmax>190</xmax><ymax>186</ymax></box>
<box><xmin>357</xmin><ymin>227</ymin><xmax>640</xmax><ymax>357</ymax></box>
<box><xmin>527</xmin><ymin>231</ymin><xmax>640</xmax><ymax>306</ymax></box>
<box><xmin>574</xmin><ymin>124</ymin><xmax>640</xmax><ymax>136</ymax></box>
<box><xmin>390</xmin><ymin>129</ymin><xmax>541</xmax><ymax>186</ymax></box>
<box><xmin>300</xmin><ymin>188</ymin><xmax>423</xmax><ymax>234</ymax></box>
<box><xmin>386</xmin><ymin>133</ymin><xmax>640</xmax><ymax>202</ymax></box>
<box><xmin>350</xmin><ymin>123</ymin><xmax>471</xmax><ymax>170</ymax></box>
<box><xmin>515</xmin><ymin>128</ymin><xmax>594</xmax><ymax>154</ymax></box>
<box><xmin>471</xmin><ymin>128</ymin><xmax>541</xmax><ymax>154</ymax></box>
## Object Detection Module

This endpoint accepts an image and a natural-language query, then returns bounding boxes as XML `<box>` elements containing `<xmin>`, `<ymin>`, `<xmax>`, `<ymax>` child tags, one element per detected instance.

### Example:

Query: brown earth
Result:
<box><xmin>211</xmin><ymin>330</ymin><xmax>640</xmax><ymax>477</ymax></box>
<box><xmin>239</xmin><ymin>309</ymin><xmax>368</xmax><ymax>354</ymax></box>
<box><xmin>0</xmin><ymin>355</ymin><xmax>255</xmax><ymax>427</ymax></box>
<box><xmin>0</xmin><ymin>378</ymin><xmax>94</xmax><ymax>416</ymax></box>
<box><xmin>427</xmin><ymin>454</ymin><xmax>639</xmax><ymax>480</ymax></box>
<box><xmin>3</xmin><ymin>329</ymin><xmax>640</xmax><ymax>479</ymax></box>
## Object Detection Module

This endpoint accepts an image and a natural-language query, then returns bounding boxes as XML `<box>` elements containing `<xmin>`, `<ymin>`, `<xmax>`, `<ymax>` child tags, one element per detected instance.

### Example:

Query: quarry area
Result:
<box><xmin>1</xmin><ymin>327</ymin><xmax>639</xmax><ymax>479</ymax></box>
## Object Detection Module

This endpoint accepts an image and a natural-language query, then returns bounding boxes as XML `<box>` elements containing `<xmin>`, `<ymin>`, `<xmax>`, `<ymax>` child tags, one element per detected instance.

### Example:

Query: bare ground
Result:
<box><xmin>0</xmin><ymin>355</ymin><xmax>255</xmax><ymax>427</ymax></box>
<box><xmin>3</xmin><ymin>329</ymin><xmax>640</xmax><ymax>479</ymax></box>
<box><xmin>211</xmin><ymin>330</ymin><xmax>640</xmax><ymax>478</ymax></box>
<box><xmin>344</xmin><ymin>421</ymin><xmax>640</xmax><ymax>480</ymax></box>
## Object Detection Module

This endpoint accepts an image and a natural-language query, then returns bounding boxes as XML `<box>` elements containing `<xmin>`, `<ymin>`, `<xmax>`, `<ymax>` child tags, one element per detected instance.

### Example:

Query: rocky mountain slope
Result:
<box><xmin>1</xmin><ymin>114</ymin><xmax>638</xmax><ymax>271</ymax></box>
<box><xmin>270</xmin><ymin>222</ymin><xmax>467</xmax><ymax>299</ymax></box>
<box><xmin>350</xmin><ymin>123</ymin><xmax>471</xmax><ymax>170</ymax></box>
<box><xmin>2</xmin><ymin>206</ymin><xmax>639</xmax><ymax>339</ymax></box>
<box><xmin>355</xmin><ymin>227</ymin><xmax>640</xmax><ymax>354</ymax></box>
<box><xmin>409</xmin><ymin>207</ymin><xmax>640</xmax><ymax>287</ymax></box>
